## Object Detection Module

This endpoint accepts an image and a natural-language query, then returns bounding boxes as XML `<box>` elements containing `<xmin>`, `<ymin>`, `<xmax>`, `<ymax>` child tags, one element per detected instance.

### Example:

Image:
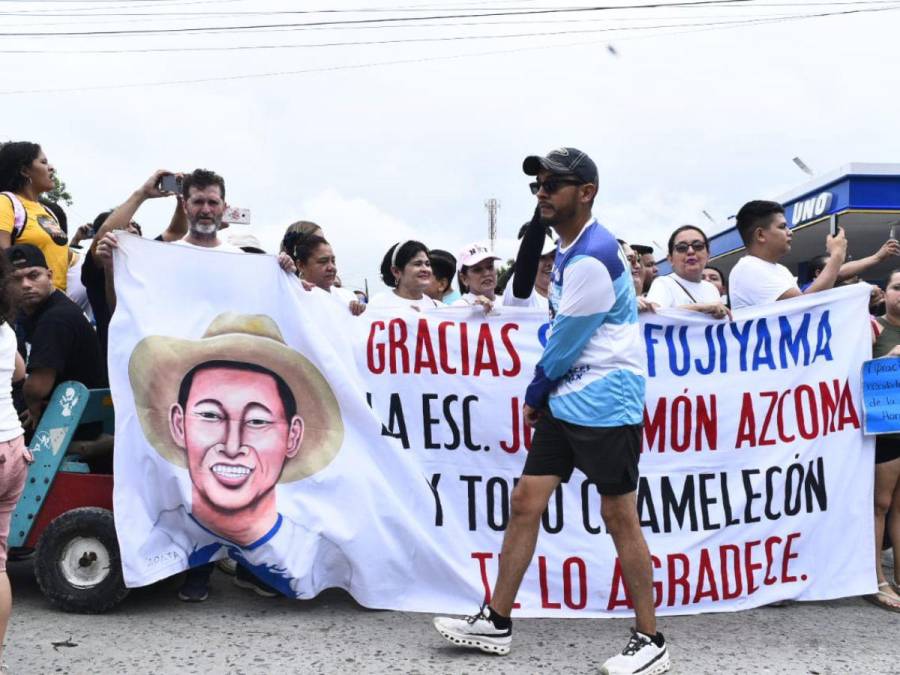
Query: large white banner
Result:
<box><xmin>111</xmin><ymin>235</ymin><xmax>876</xmax><ymax>616</ymax></box>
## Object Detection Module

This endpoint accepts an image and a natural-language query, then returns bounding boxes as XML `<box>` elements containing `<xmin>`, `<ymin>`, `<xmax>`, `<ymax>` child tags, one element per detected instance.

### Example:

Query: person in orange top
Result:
<box><xmin>0</xmin><ymin>142</ymin><xmax>69</xmax><ymax>291</ymax></box>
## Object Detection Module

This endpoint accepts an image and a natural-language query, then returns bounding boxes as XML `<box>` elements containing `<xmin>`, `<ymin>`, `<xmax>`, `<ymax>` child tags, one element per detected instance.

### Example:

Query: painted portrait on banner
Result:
<box><xmin>128</xmin><ymin>311</ymin><xmax>344</xmax><ymax>597</ymax></box>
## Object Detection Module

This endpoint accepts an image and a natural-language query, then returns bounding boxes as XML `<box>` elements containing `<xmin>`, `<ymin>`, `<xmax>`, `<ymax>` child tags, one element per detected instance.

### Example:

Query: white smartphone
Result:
<box><xmin>223</xmin><ymin>206</ymin><xmax>251</xmax><ymax>225</ymax></box>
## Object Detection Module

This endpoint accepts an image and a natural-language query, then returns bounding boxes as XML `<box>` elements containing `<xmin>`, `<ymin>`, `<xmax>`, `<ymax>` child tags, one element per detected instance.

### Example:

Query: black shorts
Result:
<box><xmin>523</xmin><ymin>411</ymin><xmax>641</xmax><ymax>495</ymax></box>
<box><xmin>876</xmin><ymin>436</ymin><xmax>900</xmax><ymax>464</ymax></box>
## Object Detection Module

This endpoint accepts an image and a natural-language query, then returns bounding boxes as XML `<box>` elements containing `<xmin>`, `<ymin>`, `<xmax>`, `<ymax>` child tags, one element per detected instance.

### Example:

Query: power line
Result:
<box><xmin>0</xmin><ymin>1</ymin><xmax>758</xmax><ymax>37</ymax></box>
<box><xmin>0</xmin><ymin>2</ymin><xmax>894</xmax><ymax>95</ymax></box>
<box><xmin>0</xmin><ymin>9</ymin><xmax>876</xmax><ymax>54</ymax></box>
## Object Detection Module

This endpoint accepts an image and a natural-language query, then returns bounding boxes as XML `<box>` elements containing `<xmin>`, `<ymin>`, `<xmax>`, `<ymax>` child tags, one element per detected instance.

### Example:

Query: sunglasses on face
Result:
<box><xmin>673</xmin><ymin>241</ymin><xmax>707</xmax><ymax>254</ymax></box>
<box><xmin>529</xmin><ymin>177</ymin><xmax>583</xmax><ymax>195</ymax></box>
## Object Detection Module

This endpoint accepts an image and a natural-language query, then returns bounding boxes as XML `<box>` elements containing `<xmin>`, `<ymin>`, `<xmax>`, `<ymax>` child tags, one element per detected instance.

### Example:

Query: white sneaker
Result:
<box><xmin>432</xmin><ymin>606</ymin><xmax>512</xmax><ymax>655</ymax></box>
<box><xmin>600</xmin><ymin>629</ymin><xmax>670</xmax><ymax>675</ymax></box>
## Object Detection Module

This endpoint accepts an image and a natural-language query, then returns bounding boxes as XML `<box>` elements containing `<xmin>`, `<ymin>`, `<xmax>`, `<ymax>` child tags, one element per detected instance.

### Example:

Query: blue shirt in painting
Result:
<box><xmin>524</xmin><ymin>217</ymin><xmax>645</xmax><ymax>427</ymax></box>
<box><xmin>140</xmin><ymin>505</ymin><xmax>351</xmax><ymax>599</ymax></box>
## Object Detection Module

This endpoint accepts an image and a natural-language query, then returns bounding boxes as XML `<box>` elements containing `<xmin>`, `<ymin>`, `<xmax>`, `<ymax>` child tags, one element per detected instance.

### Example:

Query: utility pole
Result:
<box><xmin>485</xmin><ymin>198</ymin><xmax>499</xmax><ymax>251</ymax></box>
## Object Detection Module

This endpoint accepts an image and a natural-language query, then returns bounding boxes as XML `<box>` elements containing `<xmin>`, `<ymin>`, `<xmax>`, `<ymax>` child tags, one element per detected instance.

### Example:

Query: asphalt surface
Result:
<box><xmin>2</xmin><ymin>555</ymin><xmax>897</xmax><ymax>675</ymax></box>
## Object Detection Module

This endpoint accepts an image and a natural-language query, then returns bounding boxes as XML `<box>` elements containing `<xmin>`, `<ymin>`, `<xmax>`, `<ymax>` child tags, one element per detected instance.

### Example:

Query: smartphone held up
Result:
<box><xmin>157</xmin><ymin>173</ymin><xmax>182</xmax><ymax>195</ymax></box>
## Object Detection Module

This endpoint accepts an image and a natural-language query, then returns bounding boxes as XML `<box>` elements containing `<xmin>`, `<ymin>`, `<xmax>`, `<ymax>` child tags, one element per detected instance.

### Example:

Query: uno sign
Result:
<box><xmin>790</xmin><ymin>191</ymin><xmax>834</xmax><ymax>226</ymax></box>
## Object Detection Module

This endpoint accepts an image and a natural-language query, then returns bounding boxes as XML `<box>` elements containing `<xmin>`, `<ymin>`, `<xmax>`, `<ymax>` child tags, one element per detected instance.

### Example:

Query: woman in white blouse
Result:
<box><xmin>646</xmin><ymin>226</ymin><xmax>730</xmax><ymax>319</ymax></box>
<box><xmin>368</xmin><ymin>240</ymin><xmax>444</xmax><ymax>312</ymax></box>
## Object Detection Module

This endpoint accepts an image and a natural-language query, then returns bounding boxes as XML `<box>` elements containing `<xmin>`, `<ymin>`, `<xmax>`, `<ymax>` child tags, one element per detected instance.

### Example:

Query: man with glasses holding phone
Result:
<box><xmin>645</xmin><ymin>225</ymin><xmax>729</xmax><ymax>319</ymax></box>
<box><xmin>433</xmin><ymin>148</ymin><xmax>669</xmax><ymax>675</ymax></box>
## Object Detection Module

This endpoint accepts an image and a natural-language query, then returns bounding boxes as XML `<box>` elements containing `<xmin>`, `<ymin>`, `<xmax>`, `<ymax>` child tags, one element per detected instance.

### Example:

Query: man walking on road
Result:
<box><xmin>432</xmin><ymin>148</ymin><xmax>669</xmax><ymax>675</ymax></box>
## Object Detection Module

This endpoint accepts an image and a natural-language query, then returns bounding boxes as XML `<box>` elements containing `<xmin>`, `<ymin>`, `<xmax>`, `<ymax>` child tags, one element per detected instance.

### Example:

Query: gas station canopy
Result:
<box><xmin>656</xmin><ymin>163</ymin><xmax>900</xmax><ymax>284</ymax></box>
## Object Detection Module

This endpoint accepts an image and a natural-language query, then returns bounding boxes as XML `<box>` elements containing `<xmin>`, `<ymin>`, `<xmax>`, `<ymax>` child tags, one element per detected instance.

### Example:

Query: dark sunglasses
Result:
<box><xmin>673</xmin><ymin>240</ymin><xmax>707</xmax><ymax>254</ymax></box>
<box><xmin>529</xmin><ymin>177</ymin><xmax>583</xmax><ymax>195</ymax></box>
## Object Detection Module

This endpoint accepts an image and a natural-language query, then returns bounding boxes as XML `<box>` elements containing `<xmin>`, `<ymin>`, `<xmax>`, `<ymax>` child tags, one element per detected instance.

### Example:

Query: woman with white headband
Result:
<box><xmin>368</xmin><ymin>240</ymin><xmax>444</xmax><ymax>311</ymax></box>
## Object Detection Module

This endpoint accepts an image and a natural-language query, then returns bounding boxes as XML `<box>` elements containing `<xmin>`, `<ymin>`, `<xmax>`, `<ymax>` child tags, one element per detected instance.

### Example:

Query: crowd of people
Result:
<box><xmin>0</xmin><ymin>140</ymin><xmax>898</xmax><ymax>671</ymax></box>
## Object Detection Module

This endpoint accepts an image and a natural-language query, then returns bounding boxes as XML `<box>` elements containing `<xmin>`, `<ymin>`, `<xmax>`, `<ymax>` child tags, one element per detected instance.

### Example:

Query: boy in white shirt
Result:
<box><xmin>729</xmin><ymin>200</ymin><xmax>846</xmax><ymax>310</ymax></box>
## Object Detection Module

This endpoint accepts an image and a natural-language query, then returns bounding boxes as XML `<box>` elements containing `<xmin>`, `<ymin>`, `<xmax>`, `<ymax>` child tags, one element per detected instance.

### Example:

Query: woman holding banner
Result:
<box><xmin>870</xmin><ymin>269</ymin><xmax>900</xmax><ymax>611</ymax></box>
<box><xmin>369</xmin><ymin>241</ymin><xmax>443</xmax><ymax>312</ymax></box>
<box><xmin>646</xmin><ymin>225</ymin><xmax>730</xmax><ymax>319</ymax></box>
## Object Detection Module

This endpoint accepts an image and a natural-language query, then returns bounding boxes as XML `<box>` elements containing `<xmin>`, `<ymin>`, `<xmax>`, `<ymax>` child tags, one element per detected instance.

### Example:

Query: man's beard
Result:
<box><xmin>190</xmin><ymin>218</ymin><xmax>219</xmax><ymax>236</ymax></box>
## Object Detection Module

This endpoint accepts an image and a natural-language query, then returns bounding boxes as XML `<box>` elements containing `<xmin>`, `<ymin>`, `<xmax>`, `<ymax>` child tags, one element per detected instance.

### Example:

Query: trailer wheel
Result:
<box><xmin>35</xmin><ymin>507</ymin><xmax>129</xmax><ymax>613</ymax></box>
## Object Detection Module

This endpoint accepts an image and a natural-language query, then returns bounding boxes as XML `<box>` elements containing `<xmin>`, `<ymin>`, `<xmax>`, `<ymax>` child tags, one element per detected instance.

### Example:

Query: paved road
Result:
<box><xmin>3</xmin><ymin>556</ymin><xmax>897</xmax><ymax>674</ymax></box>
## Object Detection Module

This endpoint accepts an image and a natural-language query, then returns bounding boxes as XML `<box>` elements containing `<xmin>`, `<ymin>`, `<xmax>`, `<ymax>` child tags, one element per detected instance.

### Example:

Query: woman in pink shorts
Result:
<box><xmin>0</xmin><ymin>253</ymin><xmax>29</xmax><ymax>656</ymax></box>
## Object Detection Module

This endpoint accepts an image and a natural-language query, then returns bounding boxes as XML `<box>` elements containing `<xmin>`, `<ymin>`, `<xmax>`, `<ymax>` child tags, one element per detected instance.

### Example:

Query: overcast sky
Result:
<box><xmin>2</xmin><ymin>0</ymin><xmax>899</xmax><ymax>292</ymax></box>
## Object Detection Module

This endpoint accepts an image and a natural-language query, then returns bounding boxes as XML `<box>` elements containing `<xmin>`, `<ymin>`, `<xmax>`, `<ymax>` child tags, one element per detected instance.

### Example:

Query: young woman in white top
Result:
<box><xmin>451</xmin><ymin>242</ymin><xmax>500</xmax><ymax>311</ymax></box>
<box><xmin>0</xmin><ymin>255</ymin><xmax>28</xmax><ymax>659</ymax></box>
<box><xmin>368</xmin><ymin>240</ymin><xmax>443</xmax><ymax>312</ymax></box>
<box><xmin>646</xmin><ymin>225</ymin><xmax>730</xmax><ymax>319</ymax></box>
<box><xmin>292</xmin><ymin>234</ymin><xmax>365</xmax><ymax>315</ymax></box>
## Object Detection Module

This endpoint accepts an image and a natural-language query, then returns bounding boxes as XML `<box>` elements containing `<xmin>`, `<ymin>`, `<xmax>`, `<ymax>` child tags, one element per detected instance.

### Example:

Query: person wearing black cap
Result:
<box><xmin>6</xmin><ymin>244</ymin><xmax>105</xmax><ymax>433</ymax></box>
<box><xmin>434</xmin><ymin>148</ymin><xmax>669</xmax><ymax>675</ymax></box>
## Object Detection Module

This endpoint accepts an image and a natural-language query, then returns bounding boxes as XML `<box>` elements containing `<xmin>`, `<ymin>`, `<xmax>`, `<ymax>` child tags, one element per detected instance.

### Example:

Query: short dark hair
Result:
<box><xmin>379</xmin><ymin>240</ymin><xmax>429</xmax><ymax>287</ymax></box>
<box><xmin>885</xmin><ymin>268</ymin><xmax>900</xmax><ymax>288</ymax></box>
<box><xmin>704</xmin><ymin>264</ymin><xmax>727</xmax><ymax>288</ymax></box>
<box><xmin>667</xmin><ymin>225</ymin><xmax>708</xmax><ymax>255</ymax></box>
<box><xmin>807</xmin><ymin>253</ymin><xmax>829</xmax><ymax>278</ymax></box>
<box><xmin>177</xmin><ymin>360</ymin><xmax>297</xmax><ymax>420</ymax></box>
<box><xmin>182</xmin><ymin>168</ymin><xmax>225</xmax><ymax>201</ymax></box>
<box><xmin>0</xmin><ymin>141</ymin><xmax>42</xmax><ymax>193</ymax></box>
<box><xmin>291</xmin><ymin>234</ymin><xmax>329</xmax><ymax>265</ymax></box>
<box><xmin>736</xmin><ymin>200</ymin><xmax>784</xmax><ymax>246</ymax></box>
<box><xmin>429</xmin><ymin>249</ymin><xmax>456</xmax><ymax>284</ymax></box>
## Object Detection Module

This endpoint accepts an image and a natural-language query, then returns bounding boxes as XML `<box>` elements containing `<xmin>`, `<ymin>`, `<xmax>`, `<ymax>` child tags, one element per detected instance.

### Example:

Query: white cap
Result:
<box><xmin>541</xmin><ymin>233</ymin><xmax>557</xmax><ymax>257</ymax></box>
<box><xmin>457</xmin><ymin>242</ymin><xmax>500</xmax><ymax>272</ymax></box>
<box><xmin>228</xmin><ymin>233</ymin><xmax>265</xmax><ymax>252</ymax></box>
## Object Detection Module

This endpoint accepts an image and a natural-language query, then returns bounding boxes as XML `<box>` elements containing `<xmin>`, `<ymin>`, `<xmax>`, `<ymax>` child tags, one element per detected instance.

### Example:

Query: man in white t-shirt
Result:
<box><xmin>729</xmin><ymin>200</ymin><xmax>846</xmax><ymax>310</ymax></box>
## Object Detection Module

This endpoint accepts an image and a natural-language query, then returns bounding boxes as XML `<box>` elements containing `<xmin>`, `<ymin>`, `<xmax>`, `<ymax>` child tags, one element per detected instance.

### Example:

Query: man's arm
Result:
<box><xmin>800</xmin><ymin>229</ymin><xmax>848</xmax><ymax>296</ymax></box>
<box><xmin>23</xmin><ymin>367</ymin><xmax>56</xmax><ymax>428</ymax></box>
<box><xmin>91</xmin><ymin>169</ymin><xmax>172</xmax><ymax>256</ymax></box>
<box><xmin>524</xmin><ymin>257</ymin><xmax>614</xmax><ymax>409</ymax></box>
<box><xmin>837</xmin><ymin>238</ymin><xmax>900</xmax><ymax>280</ymax></box>
<box><xmin>159</xmin><ymin>195</ymin><xmax>188</xmax><ymax>242</ymax></box>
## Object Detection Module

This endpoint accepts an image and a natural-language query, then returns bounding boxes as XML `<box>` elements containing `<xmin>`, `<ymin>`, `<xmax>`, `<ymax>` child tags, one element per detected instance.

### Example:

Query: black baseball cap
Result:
<box><xmin>523</xmin><ymin>147</ymin><xmax>598</xmax><ymax>184</ymax></box>
<box><xmin>631</xmin><ymin>244</ymin><xmax>654</xmax><ymax>256</ymax></box>
<box><xmin>6</xmin><ymin>244</ymin><xmax>48</xmax><ymax>270</ymax></box>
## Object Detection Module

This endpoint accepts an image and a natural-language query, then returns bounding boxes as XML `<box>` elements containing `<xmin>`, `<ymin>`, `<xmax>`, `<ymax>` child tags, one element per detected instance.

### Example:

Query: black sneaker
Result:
<box><xmin>233</xmin><ymin>565</ymin><xmax>279</xmax><ymax>598</ymax></box>
<box><xmin>432</xmin><ymin>605</ymin><xmax>512</xmax><ymax>655</ymax></box>
<box><xmin>177</xmin><ymin>565</ymin><xmax>212</xmax><ymax>602</ymax></box>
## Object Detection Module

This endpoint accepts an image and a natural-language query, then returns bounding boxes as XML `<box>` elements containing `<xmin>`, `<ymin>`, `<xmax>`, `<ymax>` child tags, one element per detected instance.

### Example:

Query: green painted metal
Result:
<box><xmin>8</xmin><ymin>383</ymin><xmax>114</xmax><ymax>548</ymax></box>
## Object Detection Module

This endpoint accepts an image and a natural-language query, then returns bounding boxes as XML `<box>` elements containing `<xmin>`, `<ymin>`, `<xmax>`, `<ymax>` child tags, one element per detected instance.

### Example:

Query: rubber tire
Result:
<box><xmin>34</xmin><ymin>507</ymin><xmax>129</xmax><ymax>614</ymax></box>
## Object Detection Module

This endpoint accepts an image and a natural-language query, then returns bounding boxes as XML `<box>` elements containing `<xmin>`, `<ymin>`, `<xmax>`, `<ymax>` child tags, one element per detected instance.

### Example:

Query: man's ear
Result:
<box><xmin>285</xmin><ymin>416</ymin><xmax>304</xmax><ymax>459</ymax></box>
<box><xmin>580</xmin><ymin>183</ymin><xmax>598</xmax><ymax>205</ymax></box>
<box><xmin>169</xmin><ymin>403</ymin><xmax>187</xmax><ymax>449</ymax></box>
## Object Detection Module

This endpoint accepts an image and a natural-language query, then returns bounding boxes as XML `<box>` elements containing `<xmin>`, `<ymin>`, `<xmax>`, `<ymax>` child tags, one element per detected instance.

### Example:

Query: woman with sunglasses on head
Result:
<box><xmin>369</xmin><ymin>240</ymin><xmax>443</xmax><ymax>312</ymax></box>
<box><xmin>646</xmin><ymin>225</ymin><xmax>730</xmax><ymax>319</ymax></box>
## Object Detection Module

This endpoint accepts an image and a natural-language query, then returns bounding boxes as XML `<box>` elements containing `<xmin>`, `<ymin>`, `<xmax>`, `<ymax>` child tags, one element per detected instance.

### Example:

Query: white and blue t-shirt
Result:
<box><xmin>524</xmin><ymin>218</ymin><xmax>645</xmax><ymax>427</ymax></box>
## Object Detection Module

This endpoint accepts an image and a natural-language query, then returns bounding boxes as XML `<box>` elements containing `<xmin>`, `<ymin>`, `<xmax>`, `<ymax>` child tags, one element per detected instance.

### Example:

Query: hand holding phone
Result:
<box><xmin>223</xmin><ymin>206</ymin><xmax>251</xmax><ymax>225</ymax></box>
<box><xmin>158</xmin><ymin>174</ymin><xmax>183</xmax><ymax>195</ymax></box>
